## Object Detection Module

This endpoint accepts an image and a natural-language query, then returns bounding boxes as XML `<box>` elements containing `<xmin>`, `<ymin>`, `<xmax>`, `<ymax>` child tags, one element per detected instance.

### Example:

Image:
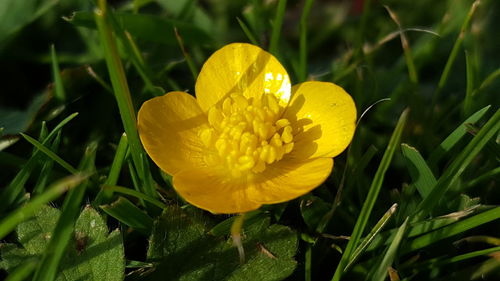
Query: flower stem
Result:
<box><xmin>231</xmin><ymin>213</ymin><xmax>247</xmax><ymax>264</ymax></box>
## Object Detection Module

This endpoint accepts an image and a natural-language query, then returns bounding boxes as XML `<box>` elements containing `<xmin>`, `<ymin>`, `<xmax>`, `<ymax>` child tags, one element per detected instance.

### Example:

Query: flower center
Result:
<box><xmin>199</xmin><ymin>93</ymin><xmax>294</xmax><ymax>178</ymax></box>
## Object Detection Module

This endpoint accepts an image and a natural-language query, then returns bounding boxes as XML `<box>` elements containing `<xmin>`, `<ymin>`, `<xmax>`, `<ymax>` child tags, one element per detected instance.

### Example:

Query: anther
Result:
<box><xmin>281</xmin><ymin>126</ymin><xmax>293</xmax><ymax>143</ymax></box>
<box><xmin>201</xmin><ymin>93</ymin><xmax>295</xmax><ymax>177</ymax></box>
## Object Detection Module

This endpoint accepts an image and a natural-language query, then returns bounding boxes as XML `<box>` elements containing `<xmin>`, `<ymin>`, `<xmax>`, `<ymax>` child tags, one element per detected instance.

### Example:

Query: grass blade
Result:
<box><xmin>86</xmin><ymin>65</ymin><xmax>113</xmax><ymax>93</ymax></box>
<box><xmin>298</xmin><ymin>0</ymin><xmax>314</xmax><ymax>82</ymax></box>
<box><xmin>428</xmin><ymin>105</ymin><xmax>490</xmax><ymax>166</ymax></box>
<box><xmin>367</xmin><ymin>207</ymin><xmax>479</xmax><ymax>252</ymax></box>
<box><xmin>33</xmin><ymin>131</ymin><xmax>61</xmax><ymax>195</ymax></box>
<box><xmin>107</xmin><ymin>11</ymin><xmax>158</xmax><ymax>95</ymax></box>
<box><xmin>416</xmin><ymin>109</ymin><xmax>500</xmax><ymax>218</ymax></box>
<box><xmin>372</xmin><ymin>218</ymin><xmax>409</xmax><ymax>281</ymax></box>
<box><xmin>174</xmin><ymin>27</ymin><xmax>198</xmax><ymax>82</ymax></box>
<box><xmin>50</xmin><ymin>44</ymin><xmax>66</xmax><ymax>102</ymax></box>
<box><xmin>32</xmin><ymin>142</ymin><xmax>97</xmax><ymax>281</ymax></box>
<box><xmin>317</xmin><ymin>145</ymin><xmax>378</xmax><ymax>234</ymax></box>
<box><xmin>432</xmin><ymin>0</ymin><xmax>480</xmax><ymax>105</ymax></box>
<box><xmin>101</xmin><ymin>185</ymin><xmax>166</xmax><ymax>209</ymax></box>
<box><xmin>404</xmin><ymin>207</ymin><xmax>500</xmax><ymax>254</ymax></box>
<box><xmin>20</xmin><ymin>133</ymin><xmax>78</xmax><ymax>174</ymax></box>
<box><xmin>462</xmin><ymin>166</ymin><xmax>500</xmax><ymax>191</ymax></box>
<box><xmin>331</xmin><ymin>109</ymin><xmax>409</xmax><ymax>281</ymax></box>
<box><xmin>472</xmin><ymin>67</ymin><xmax>500</xmax><ymax>96</ymax></box>
<box><xmin>94</xmin><ymin>133</ymin><xmax>129</xmax><ymax>205</ymax></box>
<box><xmin>236</xmin><ymin>17</ymin><xmax>258</xmax><ymax>46</ymax></box>
<box><xmin>106</xmin><ymin>134</ymin><xmax>128</xmax><ymax>186</ymax></box>
<box><xmin>384</xmin><ymin>6</ymin><xmax>418</xmax><ymax>84</ymax></box>
<box><xmin>401</xmin><ymin>143</ymin><xmax>436</xmax><ymax>199</ymax></box>
<box><xmin>345</xmin><ymin>203</ymin><xmax>398</xmax><ymax>272</ymax></box>
<box><xmin>100</xmin><ymin>196</ymin><xmax>153</xmax><ymax>235</ymax></box>
<box><xmin>268</xmin><ymin>0</ymin><xmax>287</xmax><ymax>56</ymax></box>
<box><xmin>0</xmin><ymin>113</ymin><xmax>78</xmax><ymax>213</ymax></box>
<box><xmin>463</xmin><ymin>50</ymin><xmax>475</xmax><ymax>116</ymax></box>
<box><xmin>0</xmin><ymin>174</ymin><xmax>85</xmax><ymax>240</ymax></box>
<box><xmin>409</xmin><ymin>246</ymin><xmax>500</xmax><ymax>271</ymax></box>
<box><xmin>95</xmin><ymin>0</ymin><xmax>156</xmax><ymax>198</ymax></box>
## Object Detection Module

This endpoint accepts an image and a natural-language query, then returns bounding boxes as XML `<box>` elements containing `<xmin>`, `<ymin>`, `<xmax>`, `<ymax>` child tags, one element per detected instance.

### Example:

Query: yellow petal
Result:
<box><xmin>173</xmin><ymin>168</ymin><xmax>261</xmax><ymax>214</ymax></box>
<box><xmin>283</xmin><ymin>81</ymin><xmax>356</xmax><ymax>159</ymax></box>
<box><xmin>137</xmin><ymin>91</ymin><xmax>208</xmax><ymax>175</ymax></box>
<box><xmin>248</xmin><ymin>157</ymin><xmax>333</xmax><ymax>204</ymax></box>
<box><xmin>195</xmin><ymin>43</ymin><xmax>291</xmax><ymax>112</ymax></box>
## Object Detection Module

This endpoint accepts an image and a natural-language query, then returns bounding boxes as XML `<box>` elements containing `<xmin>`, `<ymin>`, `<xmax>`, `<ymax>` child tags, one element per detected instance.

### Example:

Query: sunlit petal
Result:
<box><xmin>138</xmin><ymin>91</ymin><xmax>208</xmax><ymax>175</ymax></box>
<box><xmin>196</xmin><ymin>43</ymin><xmax>291</xmax><ymax>113</ymax></box>
<box><xmin>283</xmin><ymin>81</ymin><xmax>356</xmax><ymax>159</ymax></box>
<box><xmin>247</xmin><ymin>157</ymin><xmax>333</xmax><ymax>204</ymax></box>
<box><xmin>173</xmin><ymin>168</ymin><xmax>261</xmax><ymax>214</ymax></box>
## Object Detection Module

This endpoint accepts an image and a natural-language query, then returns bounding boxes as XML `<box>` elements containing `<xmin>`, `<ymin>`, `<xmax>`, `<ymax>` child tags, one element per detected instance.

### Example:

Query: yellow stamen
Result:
<box><xmin>200</xmin><ymin>93</ymin><xmax>295</xmax><ymax>177</ymax></box>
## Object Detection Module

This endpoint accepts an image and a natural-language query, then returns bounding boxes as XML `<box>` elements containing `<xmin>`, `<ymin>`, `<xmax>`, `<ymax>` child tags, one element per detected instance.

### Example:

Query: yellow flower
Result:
<box><xmin>138</xmin><ymin>43</ymin><xmax>356</xmax><ymax>214</ymax></box>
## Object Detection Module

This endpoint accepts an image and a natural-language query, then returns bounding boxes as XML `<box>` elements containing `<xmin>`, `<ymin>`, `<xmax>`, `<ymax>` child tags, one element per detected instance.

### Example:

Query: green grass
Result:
<box><xmin>332</xmin><ymin>109</ymin><xmax>409</xmax><ymax>281</ymax></box>
<box><xmin>0</xmin><ymin>0</ymin><xmax>499</xmax><ymax>280</ymax></box>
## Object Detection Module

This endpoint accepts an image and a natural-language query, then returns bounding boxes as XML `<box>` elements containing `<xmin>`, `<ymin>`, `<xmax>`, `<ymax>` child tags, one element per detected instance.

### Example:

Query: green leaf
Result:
<box><xmin>4</xmin><ymin>258</ymin><xmax>37</xmax><ymax>281</ymax></box>
<box><xmin>144</xmin><ymin>206</ymin><xmax>297</xmax><ymax>281</ymax></box>
<box><xmin>17</xmin><ymin>205</ymin><xmax>61</xmax><ymax>254</ymax></box>
<box><xmin>401</xmin><ymin>143</ymin><xmax>436</xmax><ymax>199</ymax></box>
<box><xmin>58</xmin><ymin>206</ymin><xmax>125</xmax><ymax>281</ymax></box>
<box><xmin>1</xmin><ymin>205</ymin><xmax>125</xmax><ymax>281</ymax></box>
<box><xmin>0</xmin><ymin>244</ymin><xmax>32</xmax><ymax>272</ymax></box>
<box><xmin>1</xmin><ymin>205</ymin><xmax>59</xmax><ymax>272</ymax></box>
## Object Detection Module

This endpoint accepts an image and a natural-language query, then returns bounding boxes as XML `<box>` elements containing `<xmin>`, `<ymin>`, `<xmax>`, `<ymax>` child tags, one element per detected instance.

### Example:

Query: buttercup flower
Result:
<box><xmin>138</xmin><ymin>43</ymin><xmax>356</xmax><ymax>214</ymax></box>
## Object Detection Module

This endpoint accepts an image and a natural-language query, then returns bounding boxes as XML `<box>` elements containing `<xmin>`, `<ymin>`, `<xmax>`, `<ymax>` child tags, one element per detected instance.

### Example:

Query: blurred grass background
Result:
<box><xmin>0</xmin><ymin>0</ymin><xmax>499</xmax><ymax>280</ymax></box>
